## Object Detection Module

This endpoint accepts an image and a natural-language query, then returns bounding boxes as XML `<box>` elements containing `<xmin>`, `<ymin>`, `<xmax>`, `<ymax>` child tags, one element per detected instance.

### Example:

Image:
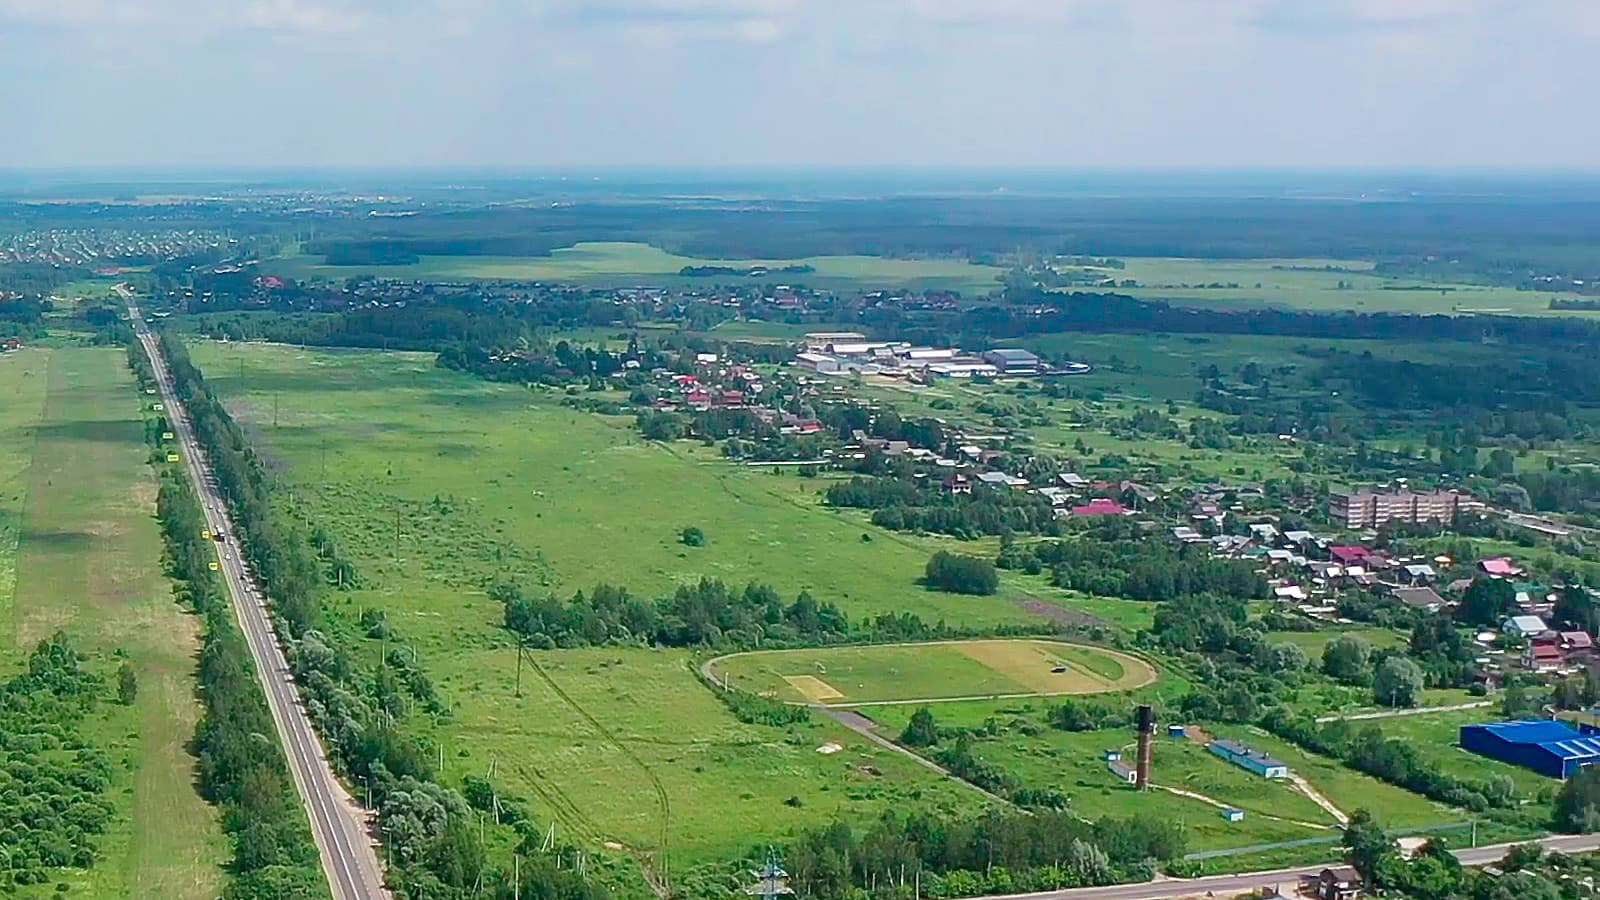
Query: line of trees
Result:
<box><xmin>1260</xmin><ymin>708</ymin><xmax>1519</xmax><ymax>813</ymax></box>
<box><xmin>498</xmin><ymin>579</ymin><xmax>850</xmax><ymax>649</ymax></box>
<box><xmin>784</xmin><ymin>807</ymin><xmax>1184</xmax><ymax>900</ymax></box>
<box><xmin>147</xmin><ymin>335</ymin><xmax>606</xmax><ymax>900</ymax></box>
<box><xmin>826</xmin><ymin>477</ymin><xmax>1062</xmax><ymax>539</ymax></box>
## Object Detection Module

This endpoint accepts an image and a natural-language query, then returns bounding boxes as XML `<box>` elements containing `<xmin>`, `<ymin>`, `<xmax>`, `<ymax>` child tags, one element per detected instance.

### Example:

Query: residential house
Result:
<box><xmin>942</xmin><ymin>473</ymin><xmax>972</xmax><ymax>495</ymax></box>
<box><xmin>1330</xmin><ymin>545</ymin><xmax>1371</xmax><ymax>566</ymax></box>
<box><xmin>1503</xmin><ymin>615</ymin><xmax>1550</xmax><ymax>640</ymax></box>
<box><xmin>1401</xmin><ymin>563</ymin><xmax>1438</xmax><ymax>584</ymax></box>
<box><xmin>1072</xmin><ymin>498</ymin><xmax>1128</xmax><ymax>518</ymax></box>
<box><xmin>1172</xmin><ymin>526</ymin><xmax>1206</xmax><ymax>544</ymax></box>
<box><xmin>1392</xmin><ymin>586</ymin><xmax>1445</xmax><ymax>613</ymax></box>
<box><xmin>1525</xmin><ymin>637</ymin><xmax>1565</xmax><ymax>673</ymax></box>
<box><xmin>1481</xmin><ymin>557</ymin><xmax>1525</xmax><ymax>578</ymax></box>
<box><xmin>0</xmin><ymin>338</ymin><xmax>21</xmax><ymax>352</ymax></box>
<box><xmin>975</xmin><ymin>471</ymin><xmax>1029</xmax><ymax>489</ymax></box>
<box><xmin>1300</xmin><ymin>866</ymin><xmax>1363</xmax><ymax>900</ymax></box>
<box><xmin>1057</xmin><ymin>472</ymin><xmax>1089</xmax><ymax>489</ymax></box>
<box><xmin>1107</xmin><ymin>760</ymin><xmax>1137</xmax><ymax>784</ymax></box>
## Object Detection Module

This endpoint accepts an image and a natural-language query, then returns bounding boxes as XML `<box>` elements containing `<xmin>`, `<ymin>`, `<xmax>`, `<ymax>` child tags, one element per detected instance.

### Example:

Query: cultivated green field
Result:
<box><xmin>1058</xmin><ymin>257</ymin><xmax>1594</xmax><ymax>316</ymax></box>
<box><xmin>710</xmin><ymin>640</ymin><xmax>1156</xmax><ymax>705</ymax></box>
<box><xmin>0</xmin><ymin>346</ymin><xmax>226</xmax><ymax>898</ymax></box>
<box><xmin>267</xmin><ymin>241</ymin><xmax>1006</xmax><ymax>294</ymax></box>
<box><xmin>188</xmin><ymin>340</ymin><xmax>1044</xmax><ymax>627</ymax></box>
<box><xmin>411</xmin><ymin>646</ymin><xmax>989</xmax><ymax>868</ymax></box>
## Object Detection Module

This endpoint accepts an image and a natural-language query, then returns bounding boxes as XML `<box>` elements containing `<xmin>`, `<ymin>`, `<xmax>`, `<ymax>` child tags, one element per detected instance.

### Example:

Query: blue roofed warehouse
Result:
<box><xmin>1459</xmin><ymin>719</ymin><xmax>1600</xmax><ymax>779</ymax></box>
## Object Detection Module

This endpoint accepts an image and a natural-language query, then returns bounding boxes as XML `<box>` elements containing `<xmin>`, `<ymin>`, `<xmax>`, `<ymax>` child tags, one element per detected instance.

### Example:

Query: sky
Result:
<box><xmin>2</xmin><ymin>0</ymin><xmax>1598</xmax><ymax>171</ymax></box>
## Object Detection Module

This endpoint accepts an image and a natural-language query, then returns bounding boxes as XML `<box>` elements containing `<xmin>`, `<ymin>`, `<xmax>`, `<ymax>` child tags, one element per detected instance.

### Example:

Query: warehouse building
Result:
<box><xmin>982</xmin><ymin>348</ymin><xmax>1043</xmax><ymax>375</ymax></box>
<box><xmin>1459</xmin><ymin>719</ymin><xmax>1600</xmax><ymax>779</ymax></box>
<box><xmin>1209</xmin><ymin>739</ymin><xmax>1289</xmax><ymax>778</ymax></box>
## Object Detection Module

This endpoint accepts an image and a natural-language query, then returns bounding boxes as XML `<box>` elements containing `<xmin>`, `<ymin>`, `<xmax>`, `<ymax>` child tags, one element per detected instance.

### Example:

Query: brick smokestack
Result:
<box><xmin>1135</xmin><ymin>704</ymin><xmax>1154</xmax><ymax>790</ymax></box>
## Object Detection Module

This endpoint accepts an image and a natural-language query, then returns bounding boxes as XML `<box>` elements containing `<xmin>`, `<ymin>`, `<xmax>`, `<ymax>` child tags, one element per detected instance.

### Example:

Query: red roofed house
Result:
<box><xmin>942</xmin><ymin>473</ymin><xmax>972</xmax><ymax>495</ymax></box>
<box><xmin>1072</xmin><ymin>498</ymin><xmax>1128</xmax><ymax>517</ymax></box>
<box><xmin>798</xmin><ymin>420</ymin><xmax>825</xmax><ymax>434</ymax></box>
<box><xmin>1525</xmin><ymin>638</ymin><xmax>1564</xmax><ymax>673</ymax></box>
<box><xmin>254</xmin><ymin>275</ymin><xmax>286</xmax><ymax>289</ymax></box>
<box><xmin>1329</xmin><ymin>545</ymin><xmax>1371</xmax><ymax>566</ymax></box>
<box><xmin>1480</xmin><ymin>556</ymin><xmax>1524</xmax><ymax>578</ymax></box>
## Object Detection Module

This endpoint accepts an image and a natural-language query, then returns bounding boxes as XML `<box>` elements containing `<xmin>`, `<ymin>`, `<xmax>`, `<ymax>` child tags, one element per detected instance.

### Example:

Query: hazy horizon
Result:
<box><xmin>4</xmin><ymin>0</ymin><xmax>1598</xmax><ymax>171</ymax></box>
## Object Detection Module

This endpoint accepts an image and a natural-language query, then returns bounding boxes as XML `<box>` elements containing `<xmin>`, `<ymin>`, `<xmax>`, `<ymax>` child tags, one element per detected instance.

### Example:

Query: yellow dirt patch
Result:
<box><xmin>783</xmin><ymin>674</ymin><xmax>845</xmax><ymax>702</ymax></box>
<box><xmin>956</xmin><ymin>639</ymin><xmax>1152</xmax><ymax>694</ymax></box>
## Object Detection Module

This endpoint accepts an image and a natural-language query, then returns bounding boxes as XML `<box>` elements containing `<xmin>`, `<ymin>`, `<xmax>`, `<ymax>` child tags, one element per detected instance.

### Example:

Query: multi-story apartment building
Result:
<box><xmin>1329</xmin><ymin>488</ymin><xmax>1462</xmax><ymax>529</ymax></box>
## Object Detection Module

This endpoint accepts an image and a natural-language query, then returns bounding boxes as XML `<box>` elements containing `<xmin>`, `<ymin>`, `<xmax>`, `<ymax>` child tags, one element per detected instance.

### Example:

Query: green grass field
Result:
<box><xmin>407</xmin><ymin>646</ymin><xmax>990</xmax><ymax>867</ymax></box>
<box><xmin>0</xmin><ymin>346</ymin><xmax>226</xmax><ymax>898</ymax></box>
<box><xmin>1058</xmin><ymin>257</ymin><xmax>1595</xmax><ymax>316</ymax></box>
<box><xmin>188</xmin><ymin>340</ymin><xmax>1042</xmax><ymax>628</ymax></box>
<box><xmin>267</xmin><ymin>241</ymin><xmax>1006</xmax><ymax>294</ymax></box>
<box><xmin>709</xmin><ymin>640</ymin><xmax>1156</xmax><ymax>705</ymax></box>
<box><xmin>183</xmin><ymin>341</ymin><xmax>1025</xmax><ymax>871</ymax></box>
<box><xmin>1360</xmin><ymin>709</ymin><xmax>1558</xmax><ymax>799</ymax></box>
<box><xmin>945</xmin><ymin>726</ymin><xmax>1335</xmax><ymax>852</ymax></box>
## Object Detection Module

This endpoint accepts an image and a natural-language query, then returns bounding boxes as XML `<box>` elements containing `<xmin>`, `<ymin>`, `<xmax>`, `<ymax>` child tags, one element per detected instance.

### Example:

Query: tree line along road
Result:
<box><xmin>129</xmin><ymin>304</ymin><xmax>390</xmax><ymax>900</ymax></box>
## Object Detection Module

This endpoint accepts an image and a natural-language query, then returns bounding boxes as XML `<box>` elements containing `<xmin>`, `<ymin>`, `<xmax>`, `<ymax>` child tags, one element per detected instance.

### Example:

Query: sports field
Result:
<box><xmin>708</xmin><ymin>639</ymin><xmax>1157</xmax><ymax>706</ymax></box>
<box><xmin>267</xmin><ymin>241</ymin><xmax>1006</xmax><ymax>294</ymax></box>
<box><xmin>0</xmin><ymin>346</ymin><xmax>226</xmax><ymax>897</ymax></box>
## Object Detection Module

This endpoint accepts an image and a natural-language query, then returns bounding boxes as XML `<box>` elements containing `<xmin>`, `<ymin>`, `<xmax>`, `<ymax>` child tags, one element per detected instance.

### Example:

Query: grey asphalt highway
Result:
<box><xmin>130</xmin><ymin>305</ymin><xmax>389</xmax><ymax>900</ymax></box>
<box><xmin>978</xmin><ymin>833</ymin><xmax>1600</xmax><ymax>900</ymax></box>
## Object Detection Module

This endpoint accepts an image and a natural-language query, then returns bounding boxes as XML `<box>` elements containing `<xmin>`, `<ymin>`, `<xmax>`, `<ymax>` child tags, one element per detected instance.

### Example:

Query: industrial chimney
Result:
<box><xmin>1135</xmin><ymin>704</ymin><xmax>1154</xmax><ymax>790</ymax></box>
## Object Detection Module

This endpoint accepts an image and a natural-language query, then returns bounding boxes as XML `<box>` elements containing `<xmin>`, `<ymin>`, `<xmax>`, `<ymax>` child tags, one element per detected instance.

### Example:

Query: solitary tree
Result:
<box><xmin>1323</xmin><ymin>635</ymin><xmax>1373</xmax><ymax>683</ymax></box>
<box><xmin>1373</xmin><ymin>657</ymin><xmax>1425</xmax><ymax>708</ymax></box>
<box><xmin>117</xmin><ymin>662</ymin><xmax>138</xmax><ymax>705</ymax></box>
<box><xmin>1458</xmin><ymin>578</ymin><xmax>1516</xmax><ymax>627</ymax></box>
<box><xmin>1342</xmin><ymin>809</ymin><xmax>1396</xmax><ymax>886</ymax></box>
<box><xmin>900</xmin><ymin>707</ymin><xmax>940</xmax><ymax>747</ymax></box>
<box><xmin>1554</xmin><ymin>765</ymin><xmax>1600</xmax><ymax>833</ymax></box>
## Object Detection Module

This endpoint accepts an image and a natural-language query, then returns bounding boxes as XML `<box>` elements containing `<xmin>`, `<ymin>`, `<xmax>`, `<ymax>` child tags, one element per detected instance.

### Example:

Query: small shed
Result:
<box><xmin>1221</xmin><ymin>807</ymin><xmax>1245</xmax><ymax>822</ymax></box>
<box><xmin>1167</xmin><ymin>724</ymin><xmax>1187</xmax><ymax>738</ymax></box>
<box><xmin>1103</xmin><ymin>749</ymin><xmax>1123</xmax><ymax>761</ymax></box>
<box><xmin>1107</xmin><ymin>760</ymin><xmax>1137</xmax><ymax>784</ymax></box>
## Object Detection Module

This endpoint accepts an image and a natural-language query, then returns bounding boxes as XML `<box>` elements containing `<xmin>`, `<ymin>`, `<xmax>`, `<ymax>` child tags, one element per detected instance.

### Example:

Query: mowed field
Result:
<box><xmin>1059</xmin><ymin>257</ymin><xmax>1595</xmax><ymax>316</ymax></box>
<box><xmin>183</xmin><ymin>341</ymin><xmax>1015</xmax><ymax>870</ymax></box>
<box><xmin>267</xmin><ymin>241</ymin><xmax>1006</xmax><ymax>294</ymax></box>
<box><xmin>710</xmin><ymin>639</ymin><xmax>1156</xmax><ymax>706</ymax></box>
<box><xmin>0</xmin><ymin>346</ymin><xmax>226</xmax><ymax>898</ymax></box>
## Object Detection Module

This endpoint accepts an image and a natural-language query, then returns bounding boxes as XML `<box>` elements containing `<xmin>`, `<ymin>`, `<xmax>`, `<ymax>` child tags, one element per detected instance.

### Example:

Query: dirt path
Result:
<box><xmin>822</xmin><ymin>708</ymin><xmax>1012</xmax><ymax>806</ymax></box>
<box><xmin>1314</xmin><ymin>700</ymin><xmax>1491</xmax><ymax>723</ymax></box>
<box><xmin>1288</xmin><ymin>773</ymin><xmax>1350</xmax><ymax>825</ymax></box>
<box><xmin>1151</xmin><ymin>784</ymin><xmax>1334</xmax><ymax>831</ymax></box>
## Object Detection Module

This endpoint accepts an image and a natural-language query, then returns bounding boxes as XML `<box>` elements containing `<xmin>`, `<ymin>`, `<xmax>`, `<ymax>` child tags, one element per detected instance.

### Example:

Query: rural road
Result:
<box><xmin>973</xmin><ymin>834</ymin><xmax>1600</xmax><ymax>900</ymax></box>
<box><xmin>130</xmin><ymin>305</ymin><xmax>390</xmax><ymax>900</ymax></box>
<box><xmin>1314</xmin><ymin>700</ymin><xmax>1491</xmax><ymax>724</ymax></box>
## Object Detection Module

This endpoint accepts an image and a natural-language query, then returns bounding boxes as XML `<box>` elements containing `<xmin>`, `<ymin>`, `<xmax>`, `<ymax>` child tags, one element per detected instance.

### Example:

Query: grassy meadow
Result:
<box><xmin>185</xmin><ymin>340</ymin><xmax>1037</xmax><ymax>870</ymax></box>
<box><xmin>267</xmin><ymin>241</ymin><xmax>1006</xmax><ymax>294</ymax></box>
<box><xmin>1059</xmin><ymin>257</ymin><xmax>1594</xmax><ymax>316</ymax></box>
<box><xmin>0</xmin><ymin>346</ymin><xmax>226</xmax><ymax>899</ymax></box>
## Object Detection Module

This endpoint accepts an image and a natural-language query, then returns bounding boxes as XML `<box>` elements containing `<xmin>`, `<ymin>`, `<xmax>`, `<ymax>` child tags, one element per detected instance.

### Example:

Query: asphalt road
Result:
<box><xmin>130</xmin><ymin>307</ymin><xmax>389</xmax><ymax>900</ymax></box>
<box><xmin>978</xmin><ymin>833</ymin><xmax>1600</xmax><ymax>900</ymax></box>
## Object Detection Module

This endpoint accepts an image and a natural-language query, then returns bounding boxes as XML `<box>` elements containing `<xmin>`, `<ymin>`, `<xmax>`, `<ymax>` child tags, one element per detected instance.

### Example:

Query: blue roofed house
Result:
<box><xmin>1460</xmin><ymin>719</ymin><xmax>1600</xmax><ymax>779</ymax></box>
<box><xmin>1209</xmin><ymin>739</ymin><xmax>1289</xmax><ymax>778</ymax></box>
